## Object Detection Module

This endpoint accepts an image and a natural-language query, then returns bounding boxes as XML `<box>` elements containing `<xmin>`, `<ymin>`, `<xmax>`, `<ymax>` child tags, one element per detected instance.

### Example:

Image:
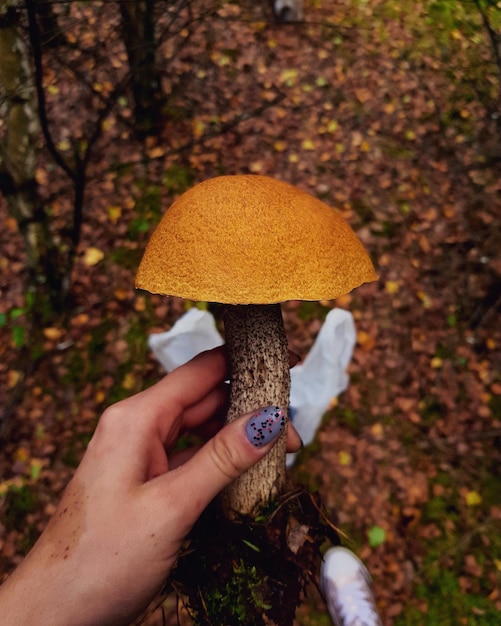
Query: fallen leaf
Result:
<box><xmin>338</xmin><ymin>450</ymin><xmax>352</xmax><ymax>466</ymax></box>
<box><xmin>122</xmin><ymin>373</ymin><xmax>136</xmax><ymax>390</ymax></box>
<box><xmin>83</xmin><ymin>247</ymin><xmax>105</xmax><ymax>267</ymax></box>
<box><xmin>368</xmin><ymin>525</ymin><xmax>386</xmax><ymax>547</ymax></box>
<box><xmin>465</xmin><ymin>491</ymin><xmax>482</xmax><ymax>507</ymax></box>
<box><xmin>43</xmin><ymin>327</ymin><xmax>63</xmax><ymax>341</ymax></box>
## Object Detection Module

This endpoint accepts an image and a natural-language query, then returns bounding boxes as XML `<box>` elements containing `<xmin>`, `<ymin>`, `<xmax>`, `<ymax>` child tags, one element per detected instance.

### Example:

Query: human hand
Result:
<box><xmin>0</xmin><ymin>347</ymin><xmax>301</xmax><ymax>626</ymax></box>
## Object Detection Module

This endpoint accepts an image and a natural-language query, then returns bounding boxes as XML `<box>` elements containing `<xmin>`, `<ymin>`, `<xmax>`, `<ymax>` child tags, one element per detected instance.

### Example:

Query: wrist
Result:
<box><xmin>0</xmin><ymin>546</ymin><xmax>98</xmax><ymax>626</ymax></box>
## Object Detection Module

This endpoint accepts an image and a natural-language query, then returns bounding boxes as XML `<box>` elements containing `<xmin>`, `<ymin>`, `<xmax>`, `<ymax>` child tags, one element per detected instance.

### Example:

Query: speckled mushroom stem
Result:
<box><xmin>222</xmin><ymin>303</ymin><xmax>290</xmax><ymax>518</ymax></box>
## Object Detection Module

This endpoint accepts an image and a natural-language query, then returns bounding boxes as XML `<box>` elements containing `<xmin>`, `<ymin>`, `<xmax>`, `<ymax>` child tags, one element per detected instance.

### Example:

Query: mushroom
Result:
<box><xmin>136</xmin><ymin>174</ymin><xmax>377</xmax><ymax>517</ymax></box>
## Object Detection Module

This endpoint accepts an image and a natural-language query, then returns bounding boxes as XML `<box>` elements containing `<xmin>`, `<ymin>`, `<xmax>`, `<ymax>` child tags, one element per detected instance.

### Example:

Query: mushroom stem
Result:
<box><xmin>222</xmin><ymin>304</ymin><xmax>290</xmax><ymax>517</ymax></box>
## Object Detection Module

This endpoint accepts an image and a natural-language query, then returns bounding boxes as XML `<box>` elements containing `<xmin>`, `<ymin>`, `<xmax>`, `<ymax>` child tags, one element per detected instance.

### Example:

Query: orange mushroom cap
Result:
<box><xmin>135</xmin><ymin>175</ymin><xmax>377</xmax><ymax>304</ymax></box>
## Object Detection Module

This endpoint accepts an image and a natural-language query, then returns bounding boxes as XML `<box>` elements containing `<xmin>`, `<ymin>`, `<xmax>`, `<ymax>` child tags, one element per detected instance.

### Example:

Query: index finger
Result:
<box><xmin>120</xmin><ymin>346</ymin><xmax>228</xmax><ymax>424</ymax></box>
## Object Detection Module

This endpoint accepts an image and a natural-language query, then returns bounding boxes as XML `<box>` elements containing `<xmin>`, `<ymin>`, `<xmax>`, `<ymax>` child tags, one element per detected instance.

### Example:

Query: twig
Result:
<box><xmin>25</xmin><ymin>0</ymin><xmax>76</xmax><ymax>182</ymax></box>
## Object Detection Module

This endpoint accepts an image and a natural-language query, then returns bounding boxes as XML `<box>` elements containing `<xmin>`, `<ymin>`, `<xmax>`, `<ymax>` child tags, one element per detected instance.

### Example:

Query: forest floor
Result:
<box><xmin>1</xmin><ymin>1</ymin><xmax>500</xmax><ymax>624</ymax></box>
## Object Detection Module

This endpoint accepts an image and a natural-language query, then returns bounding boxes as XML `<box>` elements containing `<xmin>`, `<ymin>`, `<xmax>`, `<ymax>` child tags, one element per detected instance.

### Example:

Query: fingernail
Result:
<box><xmin>245</xmin><ymin>406</ymin><xmax>286</xmax><ymax>448</ymax></box>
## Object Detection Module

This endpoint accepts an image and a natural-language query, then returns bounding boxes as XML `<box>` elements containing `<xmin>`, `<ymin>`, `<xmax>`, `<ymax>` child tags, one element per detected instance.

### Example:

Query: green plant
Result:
<box><xmin>206</xmin><ymin>559</ymin><xmax>271</xmax><ymax>622</ymax></box>
<box><xmin>3</xmin><ymin>484</ymin><xmax>37</xmax><ymax>531</ymax></box>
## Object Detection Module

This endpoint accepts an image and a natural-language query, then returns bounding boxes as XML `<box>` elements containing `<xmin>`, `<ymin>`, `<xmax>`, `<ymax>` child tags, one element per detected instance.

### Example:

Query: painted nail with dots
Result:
<box><xmin>245</xmin><ymin>406</ymin><xmax>286</xmax><ymax>448</ymax></box>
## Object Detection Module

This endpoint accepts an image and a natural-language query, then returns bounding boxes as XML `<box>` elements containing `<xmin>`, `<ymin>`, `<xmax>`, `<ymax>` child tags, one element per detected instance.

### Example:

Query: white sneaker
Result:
<box><xmin>320</xmin><ymin>546</ymin><xmax>383</xmax><ymax>626</ymax></box>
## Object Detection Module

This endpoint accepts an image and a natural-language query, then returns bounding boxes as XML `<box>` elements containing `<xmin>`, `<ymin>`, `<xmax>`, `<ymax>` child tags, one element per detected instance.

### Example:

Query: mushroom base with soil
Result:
<box><xmin>168</xmin><ymin>486</ymin><xmax>339</xmax><ymax>626</ymax></box>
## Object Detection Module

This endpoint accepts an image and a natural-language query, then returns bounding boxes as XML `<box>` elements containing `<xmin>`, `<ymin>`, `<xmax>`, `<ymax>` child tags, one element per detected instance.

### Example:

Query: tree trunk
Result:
<box><xmin>119</xmin><ymin>0</ymin><xmax>163</xmax><ymax>137</ymax></box>
<box><xmin>0</xmin><ymin>3</ymin><xmax>63</xmax><ymax>309</ymax></box>
<box><xmin>222</xmin><ymin>304</ymin><xmax>290</xmax><ymax>516</ymax></box>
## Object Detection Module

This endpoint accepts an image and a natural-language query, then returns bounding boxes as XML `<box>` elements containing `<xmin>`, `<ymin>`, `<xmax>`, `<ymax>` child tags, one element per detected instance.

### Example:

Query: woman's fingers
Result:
<box><xmin>159</xmin><ymin>407</ymin><xmax>285</xmax><ymax>524</ymax></box>
<box><xmin>286</xmin><ymin>421</ymin><xmax>302</xmax><ymax>452</ymax></box>
<box><xmin>168</xmin><ymin>414</ymin><xmax>302</xmax><ymax>472</ymax></box>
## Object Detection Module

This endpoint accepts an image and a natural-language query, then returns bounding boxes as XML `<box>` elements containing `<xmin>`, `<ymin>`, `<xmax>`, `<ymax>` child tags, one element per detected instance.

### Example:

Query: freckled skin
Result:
<box><xmin>43</xmin><ymin>479</ymin><xmax>87</xmax><ymax>562</ymax></box>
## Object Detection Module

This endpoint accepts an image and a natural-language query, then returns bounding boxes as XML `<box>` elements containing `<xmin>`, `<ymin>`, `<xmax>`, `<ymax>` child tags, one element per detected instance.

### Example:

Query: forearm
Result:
<box><xmin>0</xmin><ymin>555</ymin><xmax>79</xmax><ymax>626</ymax></box>
<box><xmin>0</xmin><ymin>538</ymin><xmax>129</xmax><ymax>626</ymax></box>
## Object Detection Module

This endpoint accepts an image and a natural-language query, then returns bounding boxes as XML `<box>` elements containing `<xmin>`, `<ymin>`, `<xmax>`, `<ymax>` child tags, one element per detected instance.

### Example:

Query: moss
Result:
<box><xmin>395</xmin><ymin>570</ymin><xmax>501</xmax><ymax>626</ymax></box>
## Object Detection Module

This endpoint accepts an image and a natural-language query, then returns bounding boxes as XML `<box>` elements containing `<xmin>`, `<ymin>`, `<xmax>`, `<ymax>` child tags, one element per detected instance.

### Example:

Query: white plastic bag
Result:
<box><xmin>286</xmin><ymin>308</ymin><xmax>356</xmax><ymax>465</ymax></box>
<box><xmin>148</xmin><ymin>308</ymin><xmax>224</xmax><ymax>373</ymax></box>
<box><xmin>148</xmin><ymin>307</ymin><xmax>356</xmax><ymax>465</ymax></box>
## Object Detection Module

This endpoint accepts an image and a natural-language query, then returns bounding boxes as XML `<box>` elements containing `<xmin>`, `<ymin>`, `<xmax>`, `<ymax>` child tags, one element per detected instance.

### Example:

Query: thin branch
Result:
<box><xmin>473</xmin><ymin>0</ymin><xmax>501</xmax><ymax>77</ymax></box>
<box><xmin>24</xmin><ymin>0</ymin><xmax>76</xmax><ymax>181</ymax></box>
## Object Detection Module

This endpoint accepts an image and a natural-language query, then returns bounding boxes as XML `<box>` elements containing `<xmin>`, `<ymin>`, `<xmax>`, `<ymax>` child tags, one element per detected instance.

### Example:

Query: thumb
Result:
<box><xmin>168</xmin><ymin>405</ymin><xmax>286</xmax><ymax>520</ymax></box>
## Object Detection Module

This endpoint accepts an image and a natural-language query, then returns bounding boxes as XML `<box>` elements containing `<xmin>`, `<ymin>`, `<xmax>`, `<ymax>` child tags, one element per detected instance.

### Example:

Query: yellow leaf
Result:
<box><xmin>430</xmin><ymin>357</ymin><xmax>443</xmax><ymax>369</ymax></box>
<box><xmin>273</xmin><ymin>141</ymin><xmax>287</xmax><ymax>152</ymax></box>
<box><xmin>465</xmin><ymin>491</ymin><xmax>482</xmax><ymax>507</ymax></box>
<box><xmin>301</xmin><ymin>139</ymin><xmax>315</xmax><ymax>151</ymax></box>
<box><xmin>7</xmin><ymin>370</ymin><xmax>22</xmax><ymax>388</ymax></box>
<box><xmin>134</xmin><ymin>296</ymin><xmax>146</xmax><ymax>312</ymax></box>
<box><xmin>72</xmin><ymin>313</ymin><xmax>89</xmax><ymax>326</ymax></box>
<box><xmin>486</xmin><ymin>338</ymin><xmax>497</xmax><ymax>350</ymax></box>
<box><xmin>192</xmin><ymin>120</ymin><xmax>205</xmax><ymax>139</ymax></box>
<box><xmin>147</xmin><ymin>146</ymin><xmax>166</xmax><ymax>159</ymax></box>
<box><xmin>327</xmin><ymin>120</ymin><xmax>339</xmax><ymax>133</ymax></box>
<box><xmin>114</xmin><ymin>288</ymin><xmax>129</xmax><ymax>301</ymax></box>
<box><xmin>385</xmin><ymin>281</ymin><xmax>400</xmax><ymax>295</ymax></box>
<box><xmin>357</xmin><ymin>330</ymin><xmax>376</xmax><ymax>351</ymax></box>
<box><xmin>417</xmin><ymin>291</ymin><xmax>432</xmax><ymax>309</ymax></box>
<box><xmin>0</xmin><ymin>477</ymin><xmax>24</xmax><ymax>497</ymax></box>
<box><xmin>370</xmin><ymin>422</ymin><xmax>384</xmax><ymax>440</ymax></box>
<box><xmin>56</xmin><ymin>140</ymin><xmax>70</xmax><ymax>151</ymax></box>
<box><xmin>30</xmin><ymin>458</ymin><xmax>44</xmax><ymax>480</ymax></box>
<box><xmin>280</xmin><ymin>69</ymin><xmax>298</xmax><ymax>86</ymax></box>
<box><xmin>338</xmin><ymin>450</ymin><xmax>352</xmax><ymax>466</ymax></box>
<box><xmin>107</xmin><ymin>205</ymin><xmax>122</xmax><ymax>223</ymax></box>
<box><xmin>122</xmin><ymin>373</ymin><xmax>136</xmax><ymax>391</ymax></box>
<box><xmin>47</xmin><ymin>84</ymin><xmax>59</xmax><ymax>95</ymax></box>
<box><xmin>83</xmin><ymin>247</ymin><xmax>104</xmax><ymax>267</ymax></box>
<box><xmin>43</xmin><ymin>327</ymin><xmax>63</xmax><ymax>341</ymax></box>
